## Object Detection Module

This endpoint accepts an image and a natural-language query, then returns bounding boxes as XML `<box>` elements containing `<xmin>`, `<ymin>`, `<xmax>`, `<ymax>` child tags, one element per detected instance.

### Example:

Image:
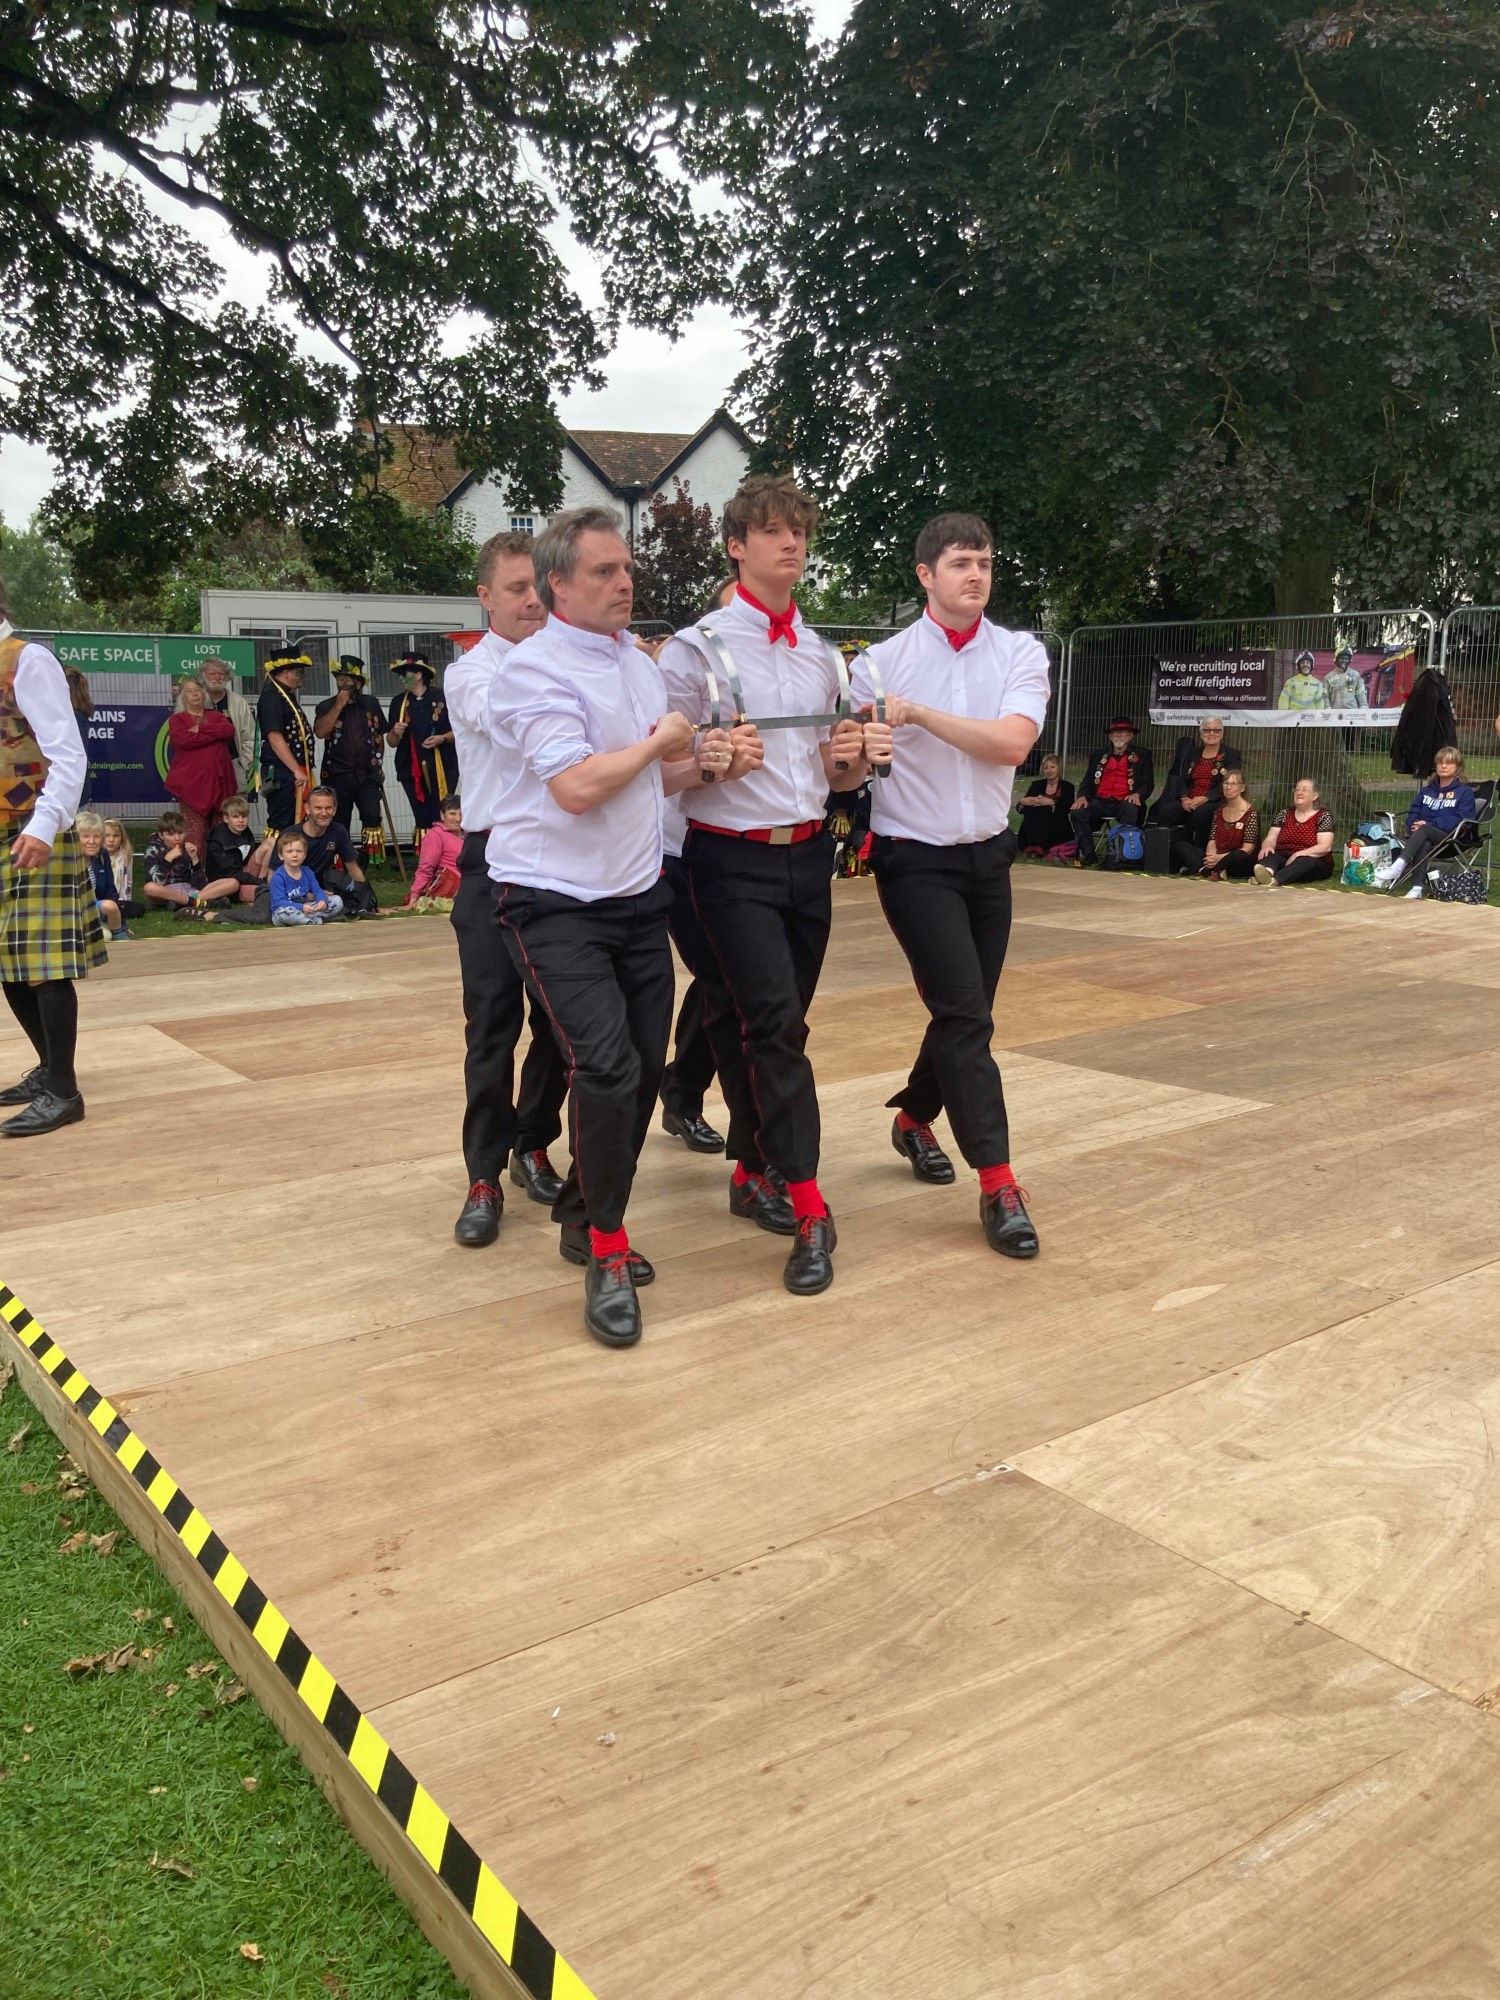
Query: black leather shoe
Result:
<box><xmin>509</xmin><ymin>1148</ymin><xmax>563</xmax><ymax>1205</ymax></box>
<box><xmin>728</xmin><ymin>1169</ymin><xmax>796</xmax><ymax>1236</ymax></box>
<box><xmin>0</xmin><ymin>1065</ymin><xmax>46</xmax><ymax>1107</ymax></box>
<box><xmin>584</xmin><ymin>1255</ymin><xmax>643</xmax><ymax>1349</ymax></box>
<box><xmin>784</xmin><ymin>1213</ymin><xmax>837</xmax><ymax>1296</ymax></box>
<box><xmin>453</xmin><ymin>1180</ymin><xmax>502</xmax><ymax>1248</ymax></box>
<box><xmin>981</xmin><ymin>1183</ymin><xmax>1039</xmax><ymax>1259</ymax></box>
<box><xmin>558</xmin><ymin>1224</ymin><xmax>654</xmax><ymax>1286</ymax></box>
<box><xmin>661</xmin><ymin>1107</ymin><xmax>725</xmax><ymax>1154</ymax></box>
<box><xmin>891</xmin><ymin>1116</ymin><xmax>956</xmax><ymax>1185</ymax></box>
<box><xmin>1</xmin><ymin>1089</ymin><xmax>84</xmax><ymax>1138</ymax></box>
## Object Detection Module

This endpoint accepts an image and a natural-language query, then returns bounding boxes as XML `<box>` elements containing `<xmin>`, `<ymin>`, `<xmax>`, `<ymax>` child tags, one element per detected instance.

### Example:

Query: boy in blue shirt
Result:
<box><xmin>269</xmin><ymin>830</ymin><xmax>344</xmax><ymax>926</ymax></box>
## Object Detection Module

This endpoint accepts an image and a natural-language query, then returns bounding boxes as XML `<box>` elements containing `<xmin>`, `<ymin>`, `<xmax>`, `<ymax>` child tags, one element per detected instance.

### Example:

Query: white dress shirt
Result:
<box><xmin>485</xmin><ymin>618</ymin><xmax>666</xmax><ymax>903</ymax></box>
<box><xmin>2</xmin><ymin>631</ymin><xmax>89</xmax><ymax>849</ymax></box>
<box><xmin>662</xmin><ymin>790</ymin><xmax>688</xmax><ymax>860</ymax></box>
<box><xmin>659</xmin><ymin>592</ymin><xmax>840</xmax><ymax>831</ymax></box>
<box><xmin>853</xmin><ymin>614</ymin><xmax>1051</xmax><ymax>844</ymax></box>
<box><xmin>444</xmin><ymin>625</ymin><xmax>518</xmax><ymax>834</ymax></box>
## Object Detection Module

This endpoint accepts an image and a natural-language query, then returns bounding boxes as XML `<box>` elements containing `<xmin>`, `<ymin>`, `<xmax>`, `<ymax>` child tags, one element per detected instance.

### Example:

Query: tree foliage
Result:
<box><xmin>747</xmin><ymin>1</ymin><xmax>1500</xmax><ymax>625</ymax></box>
<box><xmin>630</xmin><ymin>482</ymin><xmax>726</xmax><ymax>626</ymax></box>
<box><xmin>1</xmin><ymin>0</ymin><xmax>806</xmax><ymax>602</ymax></box>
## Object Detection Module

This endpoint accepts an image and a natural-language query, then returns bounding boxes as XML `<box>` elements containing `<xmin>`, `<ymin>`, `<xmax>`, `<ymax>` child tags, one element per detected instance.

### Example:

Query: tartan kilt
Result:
<box><xmin>0</xmin><ymin>826</ymin><xmax>110</xmax><ymax>984</ymax></box>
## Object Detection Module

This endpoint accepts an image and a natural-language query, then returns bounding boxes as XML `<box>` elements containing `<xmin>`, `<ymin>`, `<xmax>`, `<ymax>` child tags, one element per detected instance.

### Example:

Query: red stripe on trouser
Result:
<box><xmin>496</xmin><ymin>889</ymin><xmax>587</xmax><ymax>1220</ymax></box>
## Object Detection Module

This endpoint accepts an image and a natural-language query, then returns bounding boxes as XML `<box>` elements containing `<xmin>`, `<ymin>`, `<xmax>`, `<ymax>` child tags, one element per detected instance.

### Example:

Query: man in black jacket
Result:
<box><xmin>1067</xmin><ymin>717</ymin><xmax>1154</xmax><ymax>866</ymax></box>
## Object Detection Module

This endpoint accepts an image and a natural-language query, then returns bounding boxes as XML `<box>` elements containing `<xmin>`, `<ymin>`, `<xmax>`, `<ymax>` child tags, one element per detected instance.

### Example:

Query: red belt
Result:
<box><xmin>687</xmin><ymin>819</ymin><xmax>824</xmax><ymax>847</ymax></box>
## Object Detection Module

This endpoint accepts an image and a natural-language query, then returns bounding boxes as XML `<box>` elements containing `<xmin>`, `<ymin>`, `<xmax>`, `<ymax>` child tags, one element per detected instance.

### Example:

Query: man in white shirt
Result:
<box><xmin>853</xmin><ymin>513</ymin><xmax>1050</xmax><ymax>1259</ymax></box>
<box><xmin>0</xmin><ymin>586</ymin><xmax>108</xmax><ymax>1136</ymax></box>
<box><xmin>443</xmin><ymin>531</ymin><xmax>569</xmax><ymax>1249</ymax></box>
<box><xmin>660</xmin><ymin>475</ymin><xmax>871</xmax><ymax>1298</ymax></box>
<box><xmin>487</xmin><ymin>508</ymin><xmax>706</xmax><ymax>1349</ymax></box>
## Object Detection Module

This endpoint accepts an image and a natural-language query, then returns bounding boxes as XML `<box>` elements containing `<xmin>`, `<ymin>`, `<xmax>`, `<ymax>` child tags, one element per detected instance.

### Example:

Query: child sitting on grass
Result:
<box><xmin>101</xmin><ymin>820</ymin><xmax>145</xmax><ymax>926</ymax></box>
<box><xmin>142</xmin><ymin>808</ymin><xmax>240</xmax><ymax>919</ymax></box>
<box><xmin>206</xmin><ymin>794</ymin><xmax>275</xmax><ymax>909</ymax></box>
<box><xmin>75</xmin><ymin>812</ymin><xmax>129</xmax><ymax>939</ymax></box>
<box><xmin>406</xmin><ymin>795</ymin><xmax>464</xmax><ymax>911</ymax></box>
<box><xmin>269</xmin><ymin>830</ymin><xmax>344</xmax><ymax>926</ymax></box>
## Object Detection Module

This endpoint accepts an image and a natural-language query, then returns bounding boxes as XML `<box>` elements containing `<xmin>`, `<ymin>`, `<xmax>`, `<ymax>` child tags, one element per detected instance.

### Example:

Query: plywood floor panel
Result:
<box><xmin>1017</xmin><ymin>1259</ymin><xmax>1500</xmax><ymax>1704</ymax></box>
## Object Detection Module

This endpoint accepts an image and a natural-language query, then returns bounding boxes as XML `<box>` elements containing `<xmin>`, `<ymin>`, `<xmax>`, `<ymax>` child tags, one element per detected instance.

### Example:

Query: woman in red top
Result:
<box><xmin>1150</xmin><ymin>716</ymin><xmax>1243</xmax><ymax>849</ymax></box>
<box><xmin>1253</xmin><ymin>777</ymin><xmax>1335</xmax><ymax>886</ymax></box>
<box><xmin>1176</xmin><ymin>766</ymin><xmax>1260</xmax><ymax>879</ymax></box>
<box><xmin>165</xmin><ymin>676</ymin><xmax>238</xmax><ymax>862</ymax></box>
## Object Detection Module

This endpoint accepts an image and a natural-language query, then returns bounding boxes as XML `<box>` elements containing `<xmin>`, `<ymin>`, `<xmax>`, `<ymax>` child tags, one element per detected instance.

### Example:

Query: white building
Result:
<box><xmin>442</xmin><ymin>410</ymin><xmax>754</xmax><ymax>543</ymax></box>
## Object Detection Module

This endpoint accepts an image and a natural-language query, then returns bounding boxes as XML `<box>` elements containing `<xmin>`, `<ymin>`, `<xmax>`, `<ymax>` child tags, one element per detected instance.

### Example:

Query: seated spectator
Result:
<box><xmin>269</xmin><ymin>830</ymin><xmax>344</xmax><ymax>926</ymax></box>
<box><xmin>142</xmin><ymin>809</ymin><xmax>241</xmax><ymax>919</ymax></box>
<box><xmin>1067</xmin><ymin>717</ymin><xmax>1154</xmax><ymax>866</ymax></box>
<box><xmin>1178</xmin><ymin>767</ymin><xmax>1260</xmax><ymax>879</ymax></box>
<box><xmin>407</xmin><ymin>795</ymin><xmax>464</xmax><ymax>910</ymax></box>
<box><xmin>1150</xmin><ymin>716</ymin><xmax>1242</xmax><ymax>847</ymax></box>
<box><xmin>206</xmin><ymin>794</ymin><xmax>276</xmax><ymax>908</ymax></box>
<box><xmin>298</xmin><ymin>786</ymin><xmax>381</xmax><ymax>918</ymax></box>
<box><xmin>1375</xmin><ymin>746</ymin><xmax>1478</xmax><ymax>899</ymax></box>
<box><xmin>101</xmin><ymin>819</ymin><xmax>145</xmax><ymax>925</ymax></box>
<box><xmin>1017</xmin><ymin>754</ymin><xmax>1076</xmax><ymax>857</ymax></box>
<box><xmin>1253</xmin><ymin>778</ymin><xmax>1335</xmax><ymax>887</ymax></box>
<box><xmin>75</xmin><ymin>812</ymin><xmax>128</xmax><ymax>939</ymax></box>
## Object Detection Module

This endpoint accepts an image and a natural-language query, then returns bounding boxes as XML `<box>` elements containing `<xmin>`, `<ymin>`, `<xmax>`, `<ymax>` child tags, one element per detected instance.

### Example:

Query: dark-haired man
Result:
<box><xmin>299</xmin><ymin>786</ymin><xmax>380</xmax><ymax>918</ymax></box>
<box><xmin>487</xmin><ymin>507</ymin><xmax>711</xmax><ymax>1348</ymax></box>
<box><xmin>855</xmin><ymin>512</ymin><xmax>1050</xmax><ymax>1258</ymax></box>
<box><xmin>660</xmin><ymin>475</ymin><xmax>872</xmax><ymax>1297</ymax></box>
<box><xmin>314</xmin><ymin>656</ymin><xmax>388</xmax><ymax>862</ymax></box>
<box><xmin>443</xmin><ymin>529</ymin><xmax>569</xmax><ymax>1248</ymax></box>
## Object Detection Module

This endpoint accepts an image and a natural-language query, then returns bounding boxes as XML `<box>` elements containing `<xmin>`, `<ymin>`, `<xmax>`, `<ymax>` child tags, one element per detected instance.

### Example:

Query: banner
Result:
<box><xmin>83</xmin><ymin>703</ymin><xmax>172</xmax><ymax>806</ymax></box>
<box><xmin>1151</xmin><ymin>643</ymin><xmax>1418</xmax><ymax>728</ymax></box>
<box><xmin>51</xmin><ymin>633</ymin><xmax>256</xmax><ymax>677</ymax></box>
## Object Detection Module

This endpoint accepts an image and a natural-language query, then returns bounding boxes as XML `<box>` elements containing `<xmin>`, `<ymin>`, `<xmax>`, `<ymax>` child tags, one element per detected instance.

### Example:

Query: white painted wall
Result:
<box><xmin>450</xmin><ymin>424</ymin><xmax>751</xmax><ymax>543</ymax></box>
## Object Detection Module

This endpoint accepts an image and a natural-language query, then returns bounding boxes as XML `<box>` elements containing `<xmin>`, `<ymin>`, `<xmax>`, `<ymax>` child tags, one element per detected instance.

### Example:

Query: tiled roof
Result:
<box><xmin>568</xmin><ymin>430</ymin><xmax>697</xmax><ymax>489</ymax></box>
<box><xmin>373</xmin><ymin>424</ymin><xmax>469</xmax><ymax>510</ymax></box>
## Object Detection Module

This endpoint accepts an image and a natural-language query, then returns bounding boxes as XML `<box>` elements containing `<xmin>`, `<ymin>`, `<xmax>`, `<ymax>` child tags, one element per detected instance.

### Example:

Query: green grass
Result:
<box><xmin>115</xmin><ymin>865</ymin><xmax>416</xmax><ymax>942</ymax></box>
<box><xmin>0</xmin><ymin>1369</ymin><xmax>468</xmax><ymax>2000</ymax></box>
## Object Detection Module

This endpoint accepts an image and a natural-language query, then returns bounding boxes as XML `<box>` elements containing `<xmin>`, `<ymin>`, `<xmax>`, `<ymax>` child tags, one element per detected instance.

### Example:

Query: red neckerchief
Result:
<box><xmin>925</xmin><ymin>609</ymin><xmax>981</xmax><ymax>651</ymax></box>
<box><xmin>736</xmin><ymin>584</ymin><xmax>798</xmax><ymax>648</ymax></box>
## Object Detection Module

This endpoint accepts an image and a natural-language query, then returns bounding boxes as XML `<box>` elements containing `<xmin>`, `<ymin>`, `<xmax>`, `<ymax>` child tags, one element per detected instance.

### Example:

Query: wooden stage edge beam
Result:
<box><xmin>0</xmin><ymin>1284</ymin><xmax>585</xmax><ymax>2000</ymax></box>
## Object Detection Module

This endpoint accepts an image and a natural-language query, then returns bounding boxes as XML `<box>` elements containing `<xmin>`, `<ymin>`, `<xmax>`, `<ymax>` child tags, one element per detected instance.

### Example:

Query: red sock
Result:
<box><xmin>732</xmin><ymin>1162</ymin><xmax>756</xmax><ymax>1188</ymax></box>
<box><xmin>895</xmin><ymin>1111</ymin><xmax>923</xmax><ymax>1134</ymax></box>
<box><xmin>785</xmin><ymin>1177</ymin><xmax>828</xmax><ymax>1221</ymax></box>
<box><xmin>978</xmin><ymin>1164</ymin><xmax>1016</xmax><ymax>1196</ymax></box>
<box><xmin>590</xmin><ymin>1225</ymin><xmax>629</xmax><ymax>1259</ymax></box>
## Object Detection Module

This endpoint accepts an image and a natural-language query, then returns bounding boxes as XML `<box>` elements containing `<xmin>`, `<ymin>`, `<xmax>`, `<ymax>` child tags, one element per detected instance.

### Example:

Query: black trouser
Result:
<box><xmin>261</xmin><ymin>762</ymin><xmax>299</xmax><ymax>837</ymax></box>
<box><xmin>684</xmin><ymin>828</ymin><xmax>834</xmax><ymax>1184</ymax></box>
<box><xmin>398</xmin><ymin>779</ymin><xmax>439</xmax><ymax>836</ymax></box>
<box><xmin>318</xmin><ymin>867</ymin><xmax>378</xmax><ymax>917</ymax></box>
<box><xmin>872</xmin><ymin>831</ymin><xmax>1015</xmax><ymax>1170</ymax></box>
<box><xmin>1069</xmin><ymin>797</ymin><xmax>1140</xmax><ymax>864</ymax></box>
<box><xmin>497</xmin><ymin>874</ymin><xmax>674</xmax><ymax>1234</ymax></box>
<box><xmin>1153</xmin><ymin>798</ymin><xmax>1215</xmax><ymax>847</ymax></box>
<box><xmin>1218</xmin><ymin>850</ymin><xmax>1256</xmax><ymax>880</ymax></box>
<box><xmin>1396</xmin><ymin>824</ymin><xmax>1458</xmax><ymax>882</ymax></box>
<box><xmin>1265</xmin><ymin>851</ymin><xmax>1333</xmax><ymax>885</ymax></box>
<box><xmin>329</xmin><ymin>772</ymin><xmax>383</xmax><ymax>842</ymax></box>
<box><xmin>659</xmin><ymin>853</ymin><xmax>723</xmax><ymax>1122</ymax></box>
<box><xmin>451</xmin><ymin>833</ymin><xmax>568</xmax><ymax>1185</ymax></box>
<box><xmin>1169</xmin><ymin>832</ymin><xmax>1209</xmax><ymax>876</ymax></box>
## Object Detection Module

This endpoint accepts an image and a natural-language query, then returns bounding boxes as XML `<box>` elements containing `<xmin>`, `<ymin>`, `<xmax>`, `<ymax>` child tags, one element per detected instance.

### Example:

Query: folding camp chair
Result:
<box><xmin>1372</xmin><ymin>778</ymin><xmax>1497</xmax><ymax>896</ymax></box>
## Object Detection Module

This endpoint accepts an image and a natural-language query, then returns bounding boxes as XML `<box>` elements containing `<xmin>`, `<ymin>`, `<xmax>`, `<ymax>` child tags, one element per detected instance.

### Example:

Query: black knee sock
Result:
<box><xmin>34</xmin><ymin>982</ymin><xmax>79</xmax><ymax>1097</ymax></box>
<box><xmin>3</xmin><ymin>981</ymin><xmax>47</xmax><ymax>1068</ymax></box>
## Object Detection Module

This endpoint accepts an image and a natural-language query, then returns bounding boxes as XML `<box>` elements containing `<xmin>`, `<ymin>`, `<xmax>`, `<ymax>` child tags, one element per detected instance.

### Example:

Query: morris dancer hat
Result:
<box><xmin>1107</xmin><ymin>715</ymin><xmax>1136</xmax><ymax>735</ymax></box>
<box><xmin>334</xmin><ymin>655</ymin><xmax>368</xmax><ymax>683</ymax></box>
<box><xmin>264</xmin><ymin>650</ymin><xmax>311</xmax><ymax>677</ymax></box>
<box><xmin>393</xmin><ymin>653</ymin><xmax>434</xmax><ymax>683</ymax></box>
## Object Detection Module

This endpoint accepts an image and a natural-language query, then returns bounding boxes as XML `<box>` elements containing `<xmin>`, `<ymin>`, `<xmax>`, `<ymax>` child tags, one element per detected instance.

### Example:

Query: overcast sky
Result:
<box><xmin>2</xmin><ymin>1</ymin><xmax>850</xmax><ymax>532</ymax></box>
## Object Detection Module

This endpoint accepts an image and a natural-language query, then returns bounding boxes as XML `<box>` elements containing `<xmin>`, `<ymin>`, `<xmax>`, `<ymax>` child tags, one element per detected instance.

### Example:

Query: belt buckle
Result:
<box><xmin>768</xmin><ymin>825</ymin><xmax>794</xmax><ymax>846</ymax></box>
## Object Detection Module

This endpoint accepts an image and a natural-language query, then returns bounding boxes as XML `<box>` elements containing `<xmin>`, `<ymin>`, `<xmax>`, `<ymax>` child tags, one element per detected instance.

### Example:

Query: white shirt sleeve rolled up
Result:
<box><xmin>15</xmin><ymin>643</ymin><xmax>88</xmax><ymax>849</ymax></box>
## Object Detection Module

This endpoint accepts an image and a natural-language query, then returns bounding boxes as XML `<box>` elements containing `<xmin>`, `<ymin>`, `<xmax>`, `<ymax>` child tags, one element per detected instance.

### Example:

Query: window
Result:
<box><xmin>509</xmin><ymin>514</ymin><xmax>536</xmax><ymax>534</ymax></box>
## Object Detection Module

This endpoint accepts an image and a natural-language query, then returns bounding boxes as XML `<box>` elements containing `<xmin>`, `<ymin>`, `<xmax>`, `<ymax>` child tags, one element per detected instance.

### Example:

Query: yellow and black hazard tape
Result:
<box><xmin>0</xmin><ymin>1284</ymin><xmax>595</xmax><ymax>2000</ymax></box>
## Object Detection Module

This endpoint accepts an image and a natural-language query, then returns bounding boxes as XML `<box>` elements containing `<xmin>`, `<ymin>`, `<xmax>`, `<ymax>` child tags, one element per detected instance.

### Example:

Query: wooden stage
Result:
<box><xmin>8</xmin><ymin>868</ymin><xmax>1500</xmax><ymax>1998</ymax></box>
